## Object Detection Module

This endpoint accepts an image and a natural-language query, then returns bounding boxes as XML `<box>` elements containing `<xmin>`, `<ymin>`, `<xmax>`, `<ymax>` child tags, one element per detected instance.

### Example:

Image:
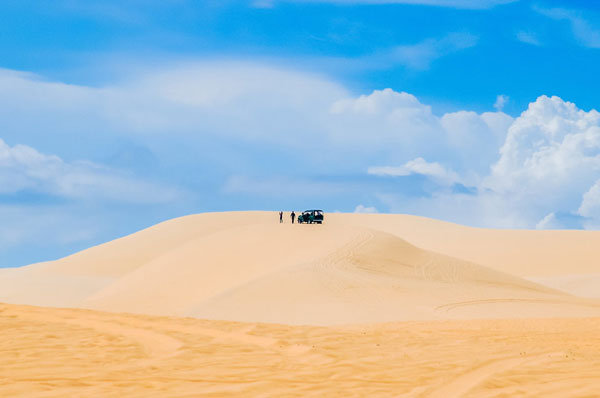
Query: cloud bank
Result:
<box><xmin>2</xmin><ymin>61</ymin><xmax>600</xmax><ymax>266</ymax></box>
<box><xmin>0</xmin><ymin>138</ymin><xmax>177</xmax><ymax>203</ymax></box>
<box><xmin>4</xmin><ymin>64</ymin><xmax>599</xmax><ymax>230</ymax></box>
<box><xmin>367</xmin><ymin>93</ymin><xmax>600</xmax><ymax>228</ymax></box>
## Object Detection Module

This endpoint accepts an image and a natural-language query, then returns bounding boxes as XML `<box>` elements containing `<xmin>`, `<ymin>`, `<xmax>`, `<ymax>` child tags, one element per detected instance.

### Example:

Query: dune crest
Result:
<box><xmin>1</xmin><ymin>211</ymin><xmax>599</xmax><ymax>325</ymax></box>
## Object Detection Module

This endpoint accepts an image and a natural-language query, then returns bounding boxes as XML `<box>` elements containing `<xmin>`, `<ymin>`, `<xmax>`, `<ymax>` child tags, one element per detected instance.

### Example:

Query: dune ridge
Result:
<box><xmin>1</xmin><ymin>211</ymin><xmax>599</xmax><ymax>325</ymax></box>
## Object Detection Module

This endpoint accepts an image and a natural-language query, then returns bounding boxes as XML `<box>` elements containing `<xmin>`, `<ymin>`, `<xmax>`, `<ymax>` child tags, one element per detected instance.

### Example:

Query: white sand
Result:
<box><xmin>2</xmin><ymin>211</ymin><xmax>600</xmax><ymax>397</ymax></box>
<box><xmin>1</xmin><ymin>211</ymin><xmax>599</xmax><ymax>324</ymax></box>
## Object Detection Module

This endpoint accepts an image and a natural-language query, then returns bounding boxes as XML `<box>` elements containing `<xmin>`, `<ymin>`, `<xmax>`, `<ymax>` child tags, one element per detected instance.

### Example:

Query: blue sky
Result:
<box><xmin>2</xmin><ymin>0</ymin><xmax>600</xmax><ymax>267</ymax></box>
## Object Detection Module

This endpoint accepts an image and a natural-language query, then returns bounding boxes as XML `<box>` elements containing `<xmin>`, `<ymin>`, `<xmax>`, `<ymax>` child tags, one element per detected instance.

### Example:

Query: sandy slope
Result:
<box><xmin>1</xmin><ymin>211</ymin><xmax>599</xmax><ymax>324</ymax></box>
<box><xmin>2</xmin><ymin>302</ymin><xmax>599</xmax><ymax>398</ymax></box>
<box><xmin>344</xmin><ymin>213</ymin><xmax>600</xmax><ymax>296</ymax></box>
<box><xmin>2</xmin><ymin>212</ymin><xmax>600</xmax><ymax>397</ymax></box>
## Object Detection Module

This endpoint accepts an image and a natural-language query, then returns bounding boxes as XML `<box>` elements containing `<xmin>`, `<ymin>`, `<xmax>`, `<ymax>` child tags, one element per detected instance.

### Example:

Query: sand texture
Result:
<box><xmin>2</xmin><ymin>302</ymin><xmax>600</xmax><ymax>398</ymax></box>
<box><xmin>1</xmin><ymin>212</ymin><xmax>600</xmax><ymax>324</ymax></box>
<box><xmin>2</xmin><ymin>211</ymin><xmax>600</xmax><ymax>396</ymax></box>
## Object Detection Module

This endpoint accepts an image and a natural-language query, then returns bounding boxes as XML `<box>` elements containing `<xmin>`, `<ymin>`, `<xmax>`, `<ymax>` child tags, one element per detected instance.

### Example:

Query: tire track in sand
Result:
<box><xmin>423</xmin><ymin>353</ymin><xmax>555</xmax><ymax>398</ymax></box>
<box><xmin>5</xmin><ymin>304</ymin><xmax>326</xmax><ymax>364</ymax></box>
<box><xmin>157</xmin><ymin>322</ymin><xmax>330</xmax><ymax>363</ymax></box>
<box><xmin>435</xmin><ymin>298</ymin><xmax>600</xmax><ymax>313</ymax></box>
<box><xmin>3</xmin><ymin>305</ymin><xmax>182</xmax><ymax>360</ymax></box>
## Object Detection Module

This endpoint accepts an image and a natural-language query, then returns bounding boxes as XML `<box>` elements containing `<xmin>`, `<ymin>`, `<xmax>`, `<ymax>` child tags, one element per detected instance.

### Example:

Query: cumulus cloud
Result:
<box><xmin>476</xmin><ymin>96</ymin><xmax>600</xmax><ymax>227</ymax></box>
<box><xmin>578</xmin><ymin>180</ymin><xmax>600</xmax><ymax>224</ymax></box>
<box><xmin>0</xmin><ymin>138</ymin><xmax>177</xmax><ymax>203</ymax></box>
<box><xmin>1</xmin><ymin>66</ymin><xmax>501</xmax><ymax>175</ymax></box>
<box><xmin>440</xmin><ymin>109</ymin><xmax>512</xmax><ymax>173</ymax></box>
<box><xmin>12</xmin><ymin>59</ymin><xmax>600</xmax><ymax>269</ymax></box>
<box><xmin>331</xmin><ymin>88</ymin><xmax>426</xmax><ymax>116</ymax></box>
<box><xmin>487</xmin><ymin>96</ymin><xmax>600</xmax><ymax>194</ymax></box>
<box><xmin>366</xmin><ymin>94</ymin><xmax>600</xmax><ymax>229</ymax></box>
<box><xmin>2</xmin><ymin>62</ymin><xmax>600</xmax><ymax>235</ymax></box>
<box><xmin>332</xmin><ymin>88</ymin><xmax>511</xmax><ymax>178</ymax></box>
<box><xmin>329</xmin><ymin>88</ymin><xmax>444</xmax><ymax>159</ymax></box>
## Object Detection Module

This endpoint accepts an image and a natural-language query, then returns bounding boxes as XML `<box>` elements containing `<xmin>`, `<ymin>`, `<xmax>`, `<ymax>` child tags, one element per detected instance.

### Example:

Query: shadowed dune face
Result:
<box><xmin>1</xmin><ymin>212</ymin><xmax>600</xmax><ymax>325</ymax></box>
<box><xmin>342</xmin><ymin>213</ymin><xmax>600</xmax><ymax>277</ymax></box>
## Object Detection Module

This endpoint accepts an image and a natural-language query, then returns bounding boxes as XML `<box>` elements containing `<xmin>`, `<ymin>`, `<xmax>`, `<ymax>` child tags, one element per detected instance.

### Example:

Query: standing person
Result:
<box><xmin>279</xmin><ymin>211</ymin><xmax>283</xmax><ymax>223</ymax></box>
<box><xmin>291</xmin><ymin>211</ymin><xmax>296</xmax><ymax>224</ymax></box>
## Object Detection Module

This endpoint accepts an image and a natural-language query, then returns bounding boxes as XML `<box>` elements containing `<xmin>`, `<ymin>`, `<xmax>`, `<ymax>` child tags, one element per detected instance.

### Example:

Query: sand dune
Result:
<box><xmin>2</xmin><ymin>212</ymin><xmax>600</xmax><ymax>397</ymax></box>
<box><xmin>344</xmin><ymin>213</ymin><xmax>600</xmax><ymax>298</ymax></box>
<box><xmin>345</xmin><ymin>213</ymin><xmax>600</xmax><ymax>276</ymax></box>
<box><xmin>1</xmin><ymin>212</ymin><xmax>599</xmax><ymax>324</ymax></box>
<box><xmin>2</xmin><ymin>302</ymin><xmax>600</xmax><ymax>398</ymax></box>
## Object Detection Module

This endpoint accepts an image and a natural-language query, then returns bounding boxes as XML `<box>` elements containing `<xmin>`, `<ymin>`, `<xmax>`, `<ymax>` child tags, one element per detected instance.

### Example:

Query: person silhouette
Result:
<box><xmin>279</xmin><ymin>211</ymin><xmax>283</xmax><ymax>223</ymax></box>
<box><xmin>291</xmin><ymin>211</ymin><xmax>296</xmax><ymax>224</ymax></box>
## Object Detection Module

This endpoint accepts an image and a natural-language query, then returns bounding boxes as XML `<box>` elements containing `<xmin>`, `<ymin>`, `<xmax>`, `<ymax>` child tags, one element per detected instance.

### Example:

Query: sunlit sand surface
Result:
<box><xmin>1</xmin><ymin>212</ymin><xmax>599</xmax><ymax>396</ymax></box>
<box><xmin>2</xmin><ymin>303</ymin><xmax>599</xmax><ymax>398</ymax></box>
<box><xmin>2</xmin><ymin>212</ymin><xmax>600</xmax><ymax>324</ymax></box>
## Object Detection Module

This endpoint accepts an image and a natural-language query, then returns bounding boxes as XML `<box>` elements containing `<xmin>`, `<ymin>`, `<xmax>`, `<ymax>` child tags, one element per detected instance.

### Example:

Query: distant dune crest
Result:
<box><xmin>1</xmin><ymin>211</ymin><xmax>599</xmax><ymax>325</ymax></box>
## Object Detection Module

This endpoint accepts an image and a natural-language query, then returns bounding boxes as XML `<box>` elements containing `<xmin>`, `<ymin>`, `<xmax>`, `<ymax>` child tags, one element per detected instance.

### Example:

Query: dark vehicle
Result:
<box><xmin>297</xmin><ymin>210</ymin><xmax>324</xmax><ymax>224</ymax></box>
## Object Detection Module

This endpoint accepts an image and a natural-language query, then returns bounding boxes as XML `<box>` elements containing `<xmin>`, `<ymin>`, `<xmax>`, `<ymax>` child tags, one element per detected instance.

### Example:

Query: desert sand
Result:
<box><xmin>1</xmin><ymin>211</ymin><xmax>600</xmax><ymax>397</ymax></box>
<box><xmin>2</xmin><ymin>302</ymin><xmax>600</xmax><ymax>397</ymax></box>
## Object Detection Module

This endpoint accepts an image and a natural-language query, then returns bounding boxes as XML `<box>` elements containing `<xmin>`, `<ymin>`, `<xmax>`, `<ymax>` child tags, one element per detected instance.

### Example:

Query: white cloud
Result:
<box><xmin>15</xmin><ymin>60</ymin><xmax>600</xmax><ymax>267</ymax></box>
<box><xmin>369</xmin><ymin>95</ymin><xmax>600</xmax><ymax>229</ymax></box>
<box><xmin>535</xmin><ymin>6</ymin><xmax>600</xmax><ymax>49</ymax></box>
<box><xmin>0</xmin><ymin>64</ymin><xmax>348</xmax><ymax>145</ymax></box>
<box><xmin>475</xmin><ymin>95</ymin><xmax>600</xmax><ymax>227</ymax></box>
<box><xmin>578</xmin><ymin>180</ymin><xmax>600</xmax><ymax>222</ymax></box>
<box><xmin>330</xmin><ymin>88</ymin><xmax>510</xmax><ymax>172</ymax></box>
<box><xmin>487</xmin><ymin>95</ymin><xmax>600</xmax><ymax>194</ymax></box>
<box><xmin>378</xmin><ymin>190</ymin><xmax>531</xmax><ymax>228</ymax></box>
<box><xmin>331</xmin><ymin>88</ymin><xmax>425</xmax><ymax>116</ymax></box>
<box><xmin>354</xmin><ymin>204</ymin><xmax>378</xmax><ymax>213</ymax></box>
<box><xmin>0</xmin><ymin>138</ymin><xmax>177</xmax><ymax>203</ymax></box>
<box><xmin>328</xmin><ymin>88</ymin><xmax>445</xmax><ymax>159</ymax></box>
<box><xmin>440</xmin><ymin>110</ymin><xmax>512</xmax><ymax>173</ymax></box>
<box><xmin>332</xmin><ymin>88</ymin><xmax>512</xmax><ymax>179</ymax></box>
<box><xmin>1</xmin><ymin>66</ymin><xmax>499</xmax><ymax>173</ymax></box>
<box><xmin>331</xmin><ymin>88</ymin><xmax>513</xmax><ymax>189</ymax></box>
<box><xmin>494</xmin><ymin>94</ymin><xmax>509</xmax><ymax>111</ymax></box>
<box><xmin>3</xmin><ymin>63</ymin><xmax>600</xmax><ymax>234</ymax></box>
<box><xmin>369</xmin><ymin>157</ymin><xmax>460</xmax><ymax>185</ymax></box>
